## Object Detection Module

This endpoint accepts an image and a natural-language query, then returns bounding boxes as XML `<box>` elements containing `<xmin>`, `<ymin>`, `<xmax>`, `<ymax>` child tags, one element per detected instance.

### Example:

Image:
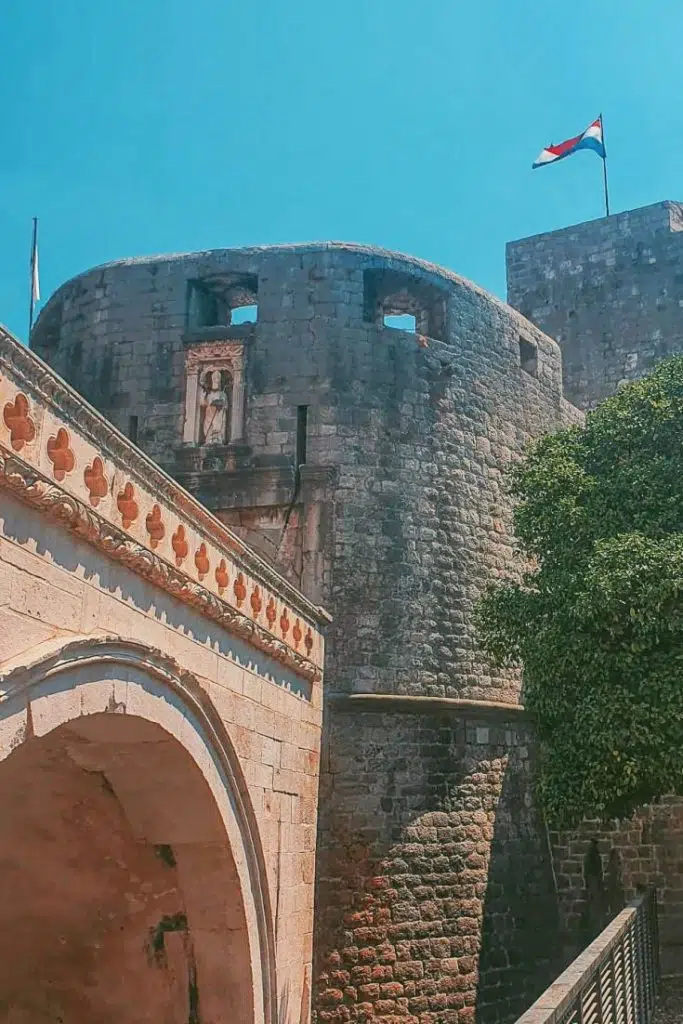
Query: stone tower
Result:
<box><xmin>506</xmin><ymin>200</ymin><xmax>683</xmax><ymax>409</ymax></box>
<box><xmin>32</xmin><ymin>243</ymin><xmax>581</xmax><ymax>1023</ymax></box>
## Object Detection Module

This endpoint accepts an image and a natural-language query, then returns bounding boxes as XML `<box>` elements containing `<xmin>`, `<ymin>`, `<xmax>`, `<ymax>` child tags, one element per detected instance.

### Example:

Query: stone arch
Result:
<box><xmin>0</xmin><ymin>635</ymin><xmax>277</xmax><ymax>1024</ymax></box>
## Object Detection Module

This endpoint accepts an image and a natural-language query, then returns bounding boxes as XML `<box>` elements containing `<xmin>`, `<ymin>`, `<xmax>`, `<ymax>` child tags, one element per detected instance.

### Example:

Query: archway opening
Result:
<box><xmin>0</xmin><ymin>711</ymin><xmax>255</xmax><ymax>1024</ymax></box>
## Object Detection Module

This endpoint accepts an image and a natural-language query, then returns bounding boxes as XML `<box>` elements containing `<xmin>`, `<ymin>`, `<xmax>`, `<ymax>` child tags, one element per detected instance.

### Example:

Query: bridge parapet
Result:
<box><xmin>0</xmin><ymin>326</ymin><xmax>327</xmax><ymax>685</ymax></box>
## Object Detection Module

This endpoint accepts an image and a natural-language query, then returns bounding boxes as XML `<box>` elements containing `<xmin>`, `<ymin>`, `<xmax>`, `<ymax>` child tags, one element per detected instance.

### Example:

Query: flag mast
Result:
<box><xmin>600</xmin><ymin>113</ymin><xmax>610</xmax><ymax>217</ymax></box>
<box><xmin>28</xmin><ymin>217</ymin><xmax>39</xmax><ymax>341</ymax></box>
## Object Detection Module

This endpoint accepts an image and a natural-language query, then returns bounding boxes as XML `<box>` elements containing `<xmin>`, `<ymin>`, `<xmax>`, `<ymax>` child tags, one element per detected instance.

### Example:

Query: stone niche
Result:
<box><xmin>182</xmin><ymin>342</ymin><xmax>246</xmax><ymax>448</ymax></box>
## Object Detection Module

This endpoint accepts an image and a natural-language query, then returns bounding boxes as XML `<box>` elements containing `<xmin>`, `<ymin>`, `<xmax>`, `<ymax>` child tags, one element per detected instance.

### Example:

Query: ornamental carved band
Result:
<box><xmin>0</xmin><ymin>446</ymin><xmax>321</xmax><ymax>684</ymax></box>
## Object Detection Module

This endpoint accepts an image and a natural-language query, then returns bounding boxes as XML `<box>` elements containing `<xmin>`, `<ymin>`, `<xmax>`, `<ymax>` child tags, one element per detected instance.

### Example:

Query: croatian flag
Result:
<box><xmin>532</xmin><ymin>117</ymin><xmax>605</xmax><ymax>169</ymax></box>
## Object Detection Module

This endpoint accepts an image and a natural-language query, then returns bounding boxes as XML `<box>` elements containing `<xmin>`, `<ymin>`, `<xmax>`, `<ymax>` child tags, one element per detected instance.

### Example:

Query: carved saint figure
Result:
<box><xmin>199</xmin><ymin>368</ymin><xmax>230</xmax><ymax>445</ymax></box>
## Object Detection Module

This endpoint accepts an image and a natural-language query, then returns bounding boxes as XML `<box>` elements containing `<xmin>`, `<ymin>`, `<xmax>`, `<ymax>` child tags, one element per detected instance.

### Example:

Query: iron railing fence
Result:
<box><xmin>515</xmin><ymin>890</ymin><xmax>660</xmax><ymax>1024</ymax></box>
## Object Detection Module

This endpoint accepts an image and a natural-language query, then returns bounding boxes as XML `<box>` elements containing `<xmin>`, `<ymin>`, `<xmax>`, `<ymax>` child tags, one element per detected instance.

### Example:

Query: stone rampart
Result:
<box><xmin>507</xmin><ymin>200</ymin><xmax>683</xmax><ymax>409</ymax></box>
<box><xmin>31</xmin><ymin>243</ymin><xmax>583</xmax><ymax>1022</ymax></box>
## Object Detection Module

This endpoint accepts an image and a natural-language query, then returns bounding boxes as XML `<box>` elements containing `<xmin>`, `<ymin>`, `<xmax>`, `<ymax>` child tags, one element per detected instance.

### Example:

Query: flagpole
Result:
<box><xmin>600</xmin><ymin>113</ymin><xmax>610</xmax><ymax>217</ymax></box>
<box><xmin>28</xmin><ymin>217</ymin><xmax>38</xmax><ymax>341</ymax></box>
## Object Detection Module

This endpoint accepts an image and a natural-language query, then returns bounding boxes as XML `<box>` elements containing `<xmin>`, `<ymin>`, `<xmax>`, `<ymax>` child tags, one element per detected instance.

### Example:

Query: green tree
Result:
<box><xmin>476</xmin><ymin>357</ymin><xmax>683</xmax><ymax>828</ymax></box>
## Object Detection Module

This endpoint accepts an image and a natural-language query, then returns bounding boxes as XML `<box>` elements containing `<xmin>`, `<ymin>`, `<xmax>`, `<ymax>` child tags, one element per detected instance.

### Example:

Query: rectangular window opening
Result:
<box><xmin>384</xmin><ymin>313</ymin><xmax>416</xmax><ymax>333</ymax></box>
<box><xmin>296</xmin><ymin>406</ymin><xmax>308</xmax><ymax>469</ymax></box>
<box><xmin>519</xmin><ymin>337</ymin><xmax>538</xmax><ymax>377</ymax></box>
<box><xmin>231</xmin><ymin>303</ymin><xmax>258</xmax><ymax>325</ymax></box>
<box><xmin>186</xmin><ymin>282</ymin><xmax>227</xmax><ymax>329</ymax></box>
<box><xmin>128</xmin><ymin>415</ymin><xmax>139</xmax><ymax>444</ymax></box>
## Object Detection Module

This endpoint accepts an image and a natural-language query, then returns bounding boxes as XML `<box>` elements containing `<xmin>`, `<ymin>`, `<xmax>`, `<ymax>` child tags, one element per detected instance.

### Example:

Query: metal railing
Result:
<box><xmin>515</xmin><ymin>890</ymin><xmax>660</xmax><ymax>1024</ymax></box>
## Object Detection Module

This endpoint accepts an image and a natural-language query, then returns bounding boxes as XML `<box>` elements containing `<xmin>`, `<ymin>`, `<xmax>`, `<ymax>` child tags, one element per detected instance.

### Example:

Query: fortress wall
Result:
<box><xmin>32</xmin><ymin>244</ymin><xmax>576</xmax><ymax>704</ymax></box>
<box><xmin>550</xmin><ymin>798</ymin><xmax>683</xmax><ymax>978</ymax></box>
<box><xmin>32</xmin><ymin>243</ymin><xmax>581</xmax><ymax>1022</ymax></box>
<box><xmin>315</xmin><ymin>706</ymin><xmax>559</xmax><ymax>1024</ymax></box>
<box><xmin>507</xmin><ymin>200</ymin><xmax>683</xmax><ymax>409</ymax></box>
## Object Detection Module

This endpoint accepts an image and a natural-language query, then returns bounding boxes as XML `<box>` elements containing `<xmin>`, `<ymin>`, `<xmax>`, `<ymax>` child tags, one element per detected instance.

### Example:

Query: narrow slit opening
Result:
<box><xmin>296</xmin><ymin>406</ymin><xmax>308</xmax><ymax>469</ymax></box>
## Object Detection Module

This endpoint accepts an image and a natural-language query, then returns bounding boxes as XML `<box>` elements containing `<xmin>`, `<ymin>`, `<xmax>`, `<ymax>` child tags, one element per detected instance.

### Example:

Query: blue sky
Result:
<box><xmin>2</xmin><ymin>0</ymin><xmax>681</xmax><ymax>341</ymax></box>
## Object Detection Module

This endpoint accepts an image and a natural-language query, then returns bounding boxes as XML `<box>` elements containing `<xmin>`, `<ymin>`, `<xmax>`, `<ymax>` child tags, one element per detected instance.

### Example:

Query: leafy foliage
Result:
<box><xmin>476</xmin><ymin>357</ymin><xmax>683</xmax><ymax>827</ymax></box>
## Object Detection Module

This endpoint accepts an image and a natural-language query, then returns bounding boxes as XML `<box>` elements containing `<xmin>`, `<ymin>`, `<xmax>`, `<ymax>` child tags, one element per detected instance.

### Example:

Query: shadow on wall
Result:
<box><xmin>0</xmin><ymin>496</ymin><xmax>311</xmax><ymax>700</ymax></box>
<box><xmin>475</xmin><ymin>757</ymin><xmax>561</xmax><ymax>1024</ymax></box>
<box><xmin>552</xmin><ymin>800</ymin><xmax>683</xmax><ymax>979</ymax></box>
<box><xmin>312</xmin><ymin>709</ymin><xmax>563</xmax><ymax>1024</ymax></box>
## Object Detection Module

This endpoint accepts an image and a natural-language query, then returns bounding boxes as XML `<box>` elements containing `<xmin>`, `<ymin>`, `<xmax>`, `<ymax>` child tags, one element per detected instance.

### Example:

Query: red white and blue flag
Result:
<box><xmin>532</xmin><ymin>117</ymin><xmax>606</xmax><ymax>170</ymax></box>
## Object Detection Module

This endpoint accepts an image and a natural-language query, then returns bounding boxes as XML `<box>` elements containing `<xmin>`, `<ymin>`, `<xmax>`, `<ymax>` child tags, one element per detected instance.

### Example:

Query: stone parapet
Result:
<box><xmin>0</xmin><ymin>326</ymin><xmax>328</xmax><ymax>687</ymax></box>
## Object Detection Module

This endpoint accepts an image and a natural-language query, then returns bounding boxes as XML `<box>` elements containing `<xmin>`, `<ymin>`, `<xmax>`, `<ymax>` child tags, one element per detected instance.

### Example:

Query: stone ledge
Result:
<box><xmin>327</xmin><ymin>692</ymin><xmax>527</xmax><ymax>718</ymax></box>
<box><xmin>182</xmin><ymin>323</ymin><xmax>256</xmax><ymax>344</ymax></box>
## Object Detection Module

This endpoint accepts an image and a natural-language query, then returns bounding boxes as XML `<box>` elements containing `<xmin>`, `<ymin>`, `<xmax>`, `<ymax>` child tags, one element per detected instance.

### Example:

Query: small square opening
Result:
<box><xmin>384</xmin><ymin>313</ymin><xmax>416</xmax><ymax>333</ymax></box>
<box><xmin>519</xmin><ymin>337</ymin><xmax>538</xmax><ymax>377</ymax></box>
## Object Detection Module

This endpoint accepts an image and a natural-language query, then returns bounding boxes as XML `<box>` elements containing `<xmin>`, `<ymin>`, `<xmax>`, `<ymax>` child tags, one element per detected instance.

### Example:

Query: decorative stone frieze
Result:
<box><xmin>0</xmin><ymin>328</ymin><xmax>327</xmax><ymax>685</ymax></box>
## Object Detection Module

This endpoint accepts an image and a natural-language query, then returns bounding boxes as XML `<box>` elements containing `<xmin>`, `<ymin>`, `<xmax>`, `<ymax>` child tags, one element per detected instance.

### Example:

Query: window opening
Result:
<box><xmin>128</xmin><ymin>415</ymin><xmax>139</xmax><ymax>444</ymax></box>
<box><xmin>296</xmin><ymin>406</ymin><xmax>308</xmax><ymax>469</ymax></box>
<box><xmin>230</xmin><ymin>304</ymin><xmax>258</xmax><ymax>325</ymax></box>
<box><xmin>187</xmin><ymin>283</ymin><xmax>225</xmax><ymax>328</ymax></box>
<box><xmin>383</xmin><ymin>313</ymin><xmax>416</xmax><ymax>332</ymax></box>
<box><xmin>519</xmin><ymin>337</ymin><xmax>538</xmax><ymax>377</ymax></box>
<box><xmin>363</xmin><ymin>268</ymin><xmax>447</xmax><ymax>342</ymax></box>
<box><xmin>186</xmin><ymin>275</ymin><xmax>258</xmax><ymax>331</ymax></box>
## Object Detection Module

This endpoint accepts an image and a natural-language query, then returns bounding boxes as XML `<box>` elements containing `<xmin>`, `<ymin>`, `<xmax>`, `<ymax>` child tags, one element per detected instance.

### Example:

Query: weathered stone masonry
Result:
<box><xmin>316</xmin><ymin>704</ymin><xmax>559</xmax><ymax>1024</ymax></box>
<box><xmin>507</xmin><ymin>200</ymin><xmax>683</xmax><ymax>410</ymax></box>
<box><xmin>549</xmin><ymin>798</ymin><xmax>683</xmax><ymax>979</ymax></box>
<box><xmin>33</xmin><ymin>242</ymin><xmax>582</xmax><ymax>1022</ymax></box>
<box><xmin>507</xmin><ymin>201</ymin><xmax>683</xmax><ymax>980</ymax></box>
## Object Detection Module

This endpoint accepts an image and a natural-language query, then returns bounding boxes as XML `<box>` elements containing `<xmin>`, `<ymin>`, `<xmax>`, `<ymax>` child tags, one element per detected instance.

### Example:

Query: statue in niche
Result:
<box><xmin>198</xmin><ymin>368</ymin><xmax>231</xmax><ymax>445</ymax></box>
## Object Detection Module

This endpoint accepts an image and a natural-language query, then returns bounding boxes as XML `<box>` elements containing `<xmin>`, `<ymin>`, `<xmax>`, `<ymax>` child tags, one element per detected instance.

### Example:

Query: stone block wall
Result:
<box><xmin>31</xmin><ymin>242</ymin><xmax>583</xmax><ymax>1021</ymax></box>
<box><xmin>506</xmin><ymin>200</ymin><xmax>683</xmax><ymax>409</ymax></box>
<box><xmin>315</xmin><ymin>705</ymin><xmax>561</xmax><ymax>1024</ymax></box>
<box><xmin>31</xmin><ymin>243</ymin><xmax>580</xmax><ymax>703</ymax></box>
<box><xmin>0</xmin><ymin>323</ymin><xmax>330</xmax><ymax>1022</ymax></box>
<box><xmin>550</xmin><ymin>797</ymin><xmax>683</xmax><ymax>977</ymax></box>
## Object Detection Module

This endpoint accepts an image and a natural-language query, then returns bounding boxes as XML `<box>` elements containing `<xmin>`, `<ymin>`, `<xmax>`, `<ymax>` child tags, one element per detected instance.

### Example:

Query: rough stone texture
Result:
<box><xmin>653</xmin><ymin>977</ymin><xmax>683</xmax><ymax>1023</ymax></box>
<box><xmin>30</xmin><ymin>242</ymin><xmax>584</xmax><ymax>1022</ymax></box>
<box><xmin>315</xmin><ymin>708</ymin><xmax>561</xmax><ymax>1024</ymax></box>
<box><xmin>506</xmin><ymin>200</ymin><xmax>683</xmax><ymax>409</ymax></box>
<box><xmin>0</xmin><ymin>326</ymin><xmax>327</xmax><ymax>1023</ymax></box>
<box><xmin>30</xmin><ymin>242</ymin><xmax>580</xmax><ymax>704</ymax></box>
<box><xmin>550</xmin><ymin>798</ymin><xmax>683</xmax><ymax>978</ymax></box>
<box><xmin>507</xmin><ymin>201</ymin><xmax>683</xmax><ymax>983</ymax></box>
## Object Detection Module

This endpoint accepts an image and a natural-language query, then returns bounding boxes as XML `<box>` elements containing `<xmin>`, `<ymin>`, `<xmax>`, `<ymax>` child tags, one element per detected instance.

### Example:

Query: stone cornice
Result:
<box><xmin>0</xmin><ymin>327</ymin><xmax>328</xmax><ymax>683</ymax></box>
<box><xmin>327</xmin><ymin>693</ymin><xmax>527</xmax><ymax>719</ymax></box>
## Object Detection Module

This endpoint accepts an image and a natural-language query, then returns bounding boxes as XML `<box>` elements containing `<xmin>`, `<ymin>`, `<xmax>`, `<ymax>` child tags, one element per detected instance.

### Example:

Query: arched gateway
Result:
<box><xmin>0</xmin><ymin>638</ymin><xmax>273</xmax><ymax>1023</ymax></box>
<box><xmin>0</xmin><ymin>327</ymin><xmax>327</xmax><ymax>1023</ymax></box>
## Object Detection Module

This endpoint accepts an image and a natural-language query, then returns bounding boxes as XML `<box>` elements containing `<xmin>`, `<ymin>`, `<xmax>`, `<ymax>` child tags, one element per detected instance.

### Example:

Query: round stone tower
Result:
<box><xmin>32</xmin><ymin>244</ymin><xmax>582</xmax><ymax>1023</ymax></box>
